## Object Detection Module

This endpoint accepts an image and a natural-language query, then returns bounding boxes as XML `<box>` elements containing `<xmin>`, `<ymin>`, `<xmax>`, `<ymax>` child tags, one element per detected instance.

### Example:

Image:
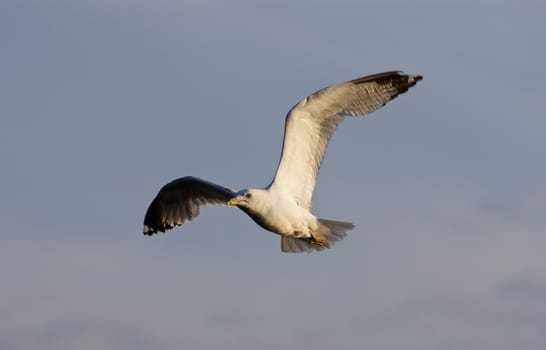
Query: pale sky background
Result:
<box><xmin>2</xmin><ymin>0</ymin><xmax>546</xmax><ymax>349</ymax></box>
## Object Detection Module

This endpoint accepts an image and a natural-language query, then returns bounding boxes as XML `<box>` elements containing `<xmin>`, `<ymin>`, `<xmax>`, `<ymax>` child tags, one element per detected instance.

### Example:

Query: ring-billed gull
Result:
<box><xmin>143</xmin><ymin>71</ymin><xmax>422</xmax><ymax>253</ymax></box>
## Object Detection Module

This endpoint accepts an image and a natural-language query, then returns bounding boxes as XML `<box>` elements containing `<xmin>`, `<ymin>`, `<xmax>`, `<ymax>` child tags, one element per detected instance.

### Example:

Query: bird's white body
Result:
<box><xmin>233</xmin><ymin>188</ymin><xmax>317</xmax><ymax>238</ymax></box>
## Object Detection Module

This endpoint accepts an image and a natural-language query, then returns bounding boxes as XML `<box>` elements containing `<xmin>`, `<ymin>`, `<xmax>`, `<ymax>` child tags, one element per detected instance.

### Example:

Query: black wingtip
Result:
<box><xmin>142</xmin><ymin>196</ymin><xmax>166</xmax><ymax>235</ymax></box>
<box><xmin>410</xmin><ymin>74</ymin><xmax>423</xmax><ymax>83</ymax></box>
<box><xmin>350</xmin><ymin>71</ymin><xmax>423</xmax><ymax>90</ymax></box>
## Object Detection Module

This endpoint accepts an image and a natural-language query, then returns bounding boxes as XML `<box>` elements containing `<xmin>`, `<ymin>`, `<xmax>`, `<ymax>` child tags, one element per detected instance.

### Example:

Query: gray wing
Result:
<box><xmin>270</xmin><ymin>71</ymin><xmax>422</xmax><ymax>209</ymax></box>
<box><xmin>143</xmin><ymin>176</ymin><xmax>236</xmax><ymax>235</ymax></box>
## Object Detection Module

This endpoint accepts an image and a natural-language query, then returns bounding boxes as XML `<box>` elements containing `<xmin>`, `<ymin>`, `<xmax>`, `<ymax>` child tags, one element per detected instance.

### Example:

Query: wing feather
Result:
<box><xmin>270</xmin><ymin>71</ymin><xmax>422</xmax><ymax>209</ymax></box>
<box><xmin>143</xmin><ymin>176</ymin><xmax>236</xmax><ymax>235</ymax></box>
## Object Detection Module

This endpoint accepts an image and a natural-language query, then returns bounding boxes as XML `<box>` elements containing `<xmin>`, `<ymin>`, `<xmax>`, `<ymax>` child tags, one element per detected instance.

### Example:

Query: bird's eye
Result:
<box><xmin>244</xmin><ymin>192</ymin><xmax>252</xmax><ymax>199</ymax></box>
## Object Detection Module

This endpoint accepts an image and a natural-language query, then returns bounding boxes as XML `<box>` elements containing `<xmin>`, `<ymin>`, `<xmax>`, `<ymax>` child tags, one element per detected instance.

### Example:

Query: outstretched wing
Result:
<box><xmin>270</xmin><ymin>71</ymin><xmax>422</xmax><ymax>209</ymax></box>
<box><xmin>143</xmin><ymin>176</ymin><xmax>236</xmax><ymax>235</ymax></box>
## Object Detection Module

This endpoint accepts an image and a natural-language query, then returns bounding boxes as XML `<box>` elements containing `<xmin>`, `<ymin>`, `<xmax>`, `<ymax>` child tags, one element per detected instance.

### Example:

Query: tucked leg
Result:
<box><xmin>308</xmin><ymin>229</ymin><xmax>328</xmax><ymax>247</ymax></box>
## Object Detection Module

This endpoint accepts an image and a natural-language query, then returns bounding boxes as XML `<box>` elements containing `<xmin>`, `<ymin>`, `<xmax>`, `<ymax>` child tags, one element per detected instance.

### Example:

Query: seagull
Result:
<box><xmin>143</xmin><ymin>71</ymin><xmax>422</xmax><ymax>253</ymax></box>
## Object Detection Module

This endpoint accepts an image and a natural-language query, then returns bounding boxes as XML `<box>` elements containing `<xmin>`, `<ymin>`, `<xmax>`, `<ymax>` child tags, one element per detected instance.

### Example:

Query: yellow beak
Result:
<box><xmin>227</xmin><ymin>197</ymin><xmax>241</xmax><ymax>207</ymax></box>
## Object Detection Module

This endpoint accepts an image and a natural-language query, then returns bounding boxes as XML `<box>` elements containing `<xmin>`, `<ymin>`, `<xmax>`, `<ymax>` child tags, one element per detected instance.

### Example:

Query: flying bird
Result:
<box><xmin>143</xmin><ymin>71</ymin><xmax>422</xmax><ymax>253</ymax></box>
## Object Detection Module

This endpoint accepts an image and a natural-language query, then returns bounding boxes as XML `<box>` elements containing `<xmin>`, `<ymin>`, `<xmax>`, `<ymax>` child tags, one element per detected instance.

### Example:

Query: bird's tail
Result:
<box><xmin>281</xmin><ymin>218</ymin><xmax>355</xmax><ymax>253</ymax></box>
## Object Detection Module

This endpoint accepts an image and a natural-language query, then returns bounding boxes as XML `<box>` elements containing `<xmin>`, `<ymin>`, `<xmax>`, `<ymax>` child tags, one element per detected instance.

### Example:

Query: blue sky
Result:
<box><xmin>2</xmin><ymin>0</ymin><xmax>546</xmax><ymax>349</ymax></box>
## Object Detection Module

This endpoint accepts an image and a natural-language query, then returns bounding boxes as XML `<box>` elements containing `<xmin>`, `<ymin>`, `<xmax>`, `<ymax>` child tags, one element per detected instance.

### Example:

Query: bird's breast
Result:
<box><xmin>239</xmin><ymin>203</ymin><xmax>310</xmax><ymax>236</ymax></box>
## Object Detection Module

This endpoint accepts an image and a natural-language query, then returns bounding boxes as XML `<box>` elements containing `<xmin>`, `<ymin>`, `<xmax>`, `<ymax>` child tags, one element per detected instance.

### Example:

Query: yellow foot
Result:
<box><xmin>309</xmin><ymin>229</ymin><xmax>328</xmax><ymax>247</ymax></box>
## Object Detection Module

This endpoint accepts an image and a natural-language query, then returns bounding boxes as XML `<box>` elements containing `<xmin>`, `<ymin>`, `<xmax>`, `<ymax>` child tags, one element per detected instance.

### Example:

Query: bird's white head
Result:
<box><xmin>227</xmin><ymin>188</ymin><xmax>259</xmax><ymax>209</ymax></box>
<box><xmin>226</xmin><ymin>188</ymin><xmax>274</xmax><ymax>232</ymax></box>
